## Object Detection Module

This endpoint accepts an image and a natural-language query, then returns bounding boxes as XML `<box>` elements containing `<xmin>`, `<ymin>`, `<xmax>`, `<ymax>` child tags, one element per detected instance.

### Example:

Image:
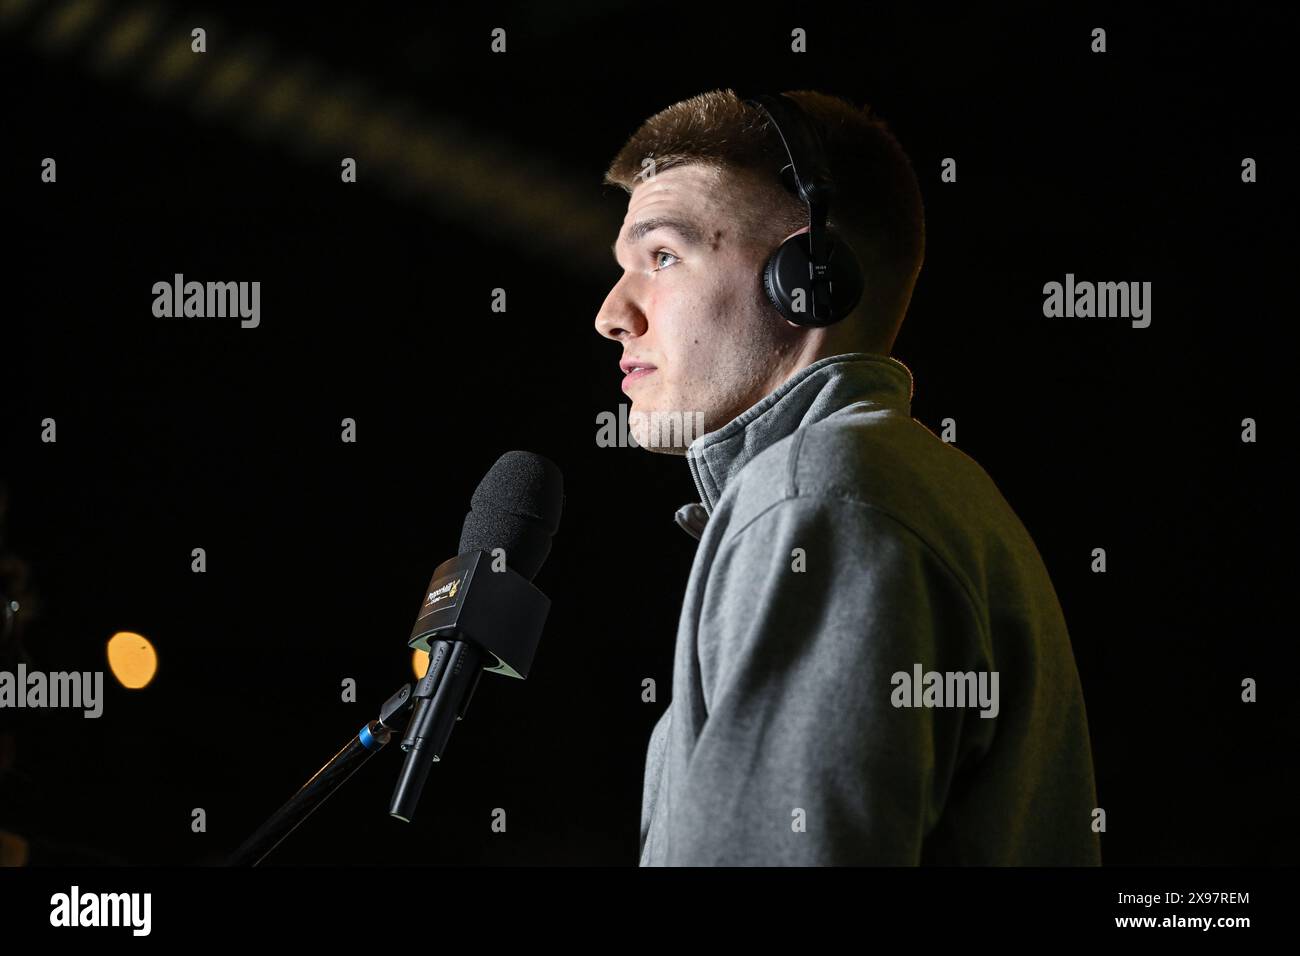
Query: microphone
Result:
<box><xmin>388</xmin><ymin>451</ymin><xmax>563</xmax><ymax>823</ymax></box>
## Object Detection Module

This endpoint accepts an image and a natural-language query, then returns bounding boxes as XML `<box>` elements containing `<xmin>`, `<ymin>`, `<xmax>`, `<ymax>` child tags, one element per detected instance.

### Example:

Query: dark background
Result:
<box><xmin>0</xmin><ymin>1</ymin><xmax>1291</xmax><ymax>865</ymax></box>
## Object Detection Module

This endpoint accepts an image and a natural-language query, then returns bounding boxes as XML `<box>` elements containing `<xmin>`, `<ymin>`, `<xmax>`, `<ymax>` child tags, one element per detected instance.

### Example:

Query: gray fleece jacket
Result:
<box><xmin>639</xmin><ymin>352</ymin><xmax>1101</xmax><ymax>865</ymax></box>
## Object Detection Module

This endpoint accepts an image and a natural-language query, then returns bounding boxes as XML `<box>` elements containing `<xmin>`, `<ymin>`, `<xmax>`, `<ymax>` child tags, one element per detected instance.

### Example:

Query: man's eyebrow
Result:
<box><xmin>610</xmin><ymin>216</ymin><xmax>708</xmax><ymax>260</ymax></box>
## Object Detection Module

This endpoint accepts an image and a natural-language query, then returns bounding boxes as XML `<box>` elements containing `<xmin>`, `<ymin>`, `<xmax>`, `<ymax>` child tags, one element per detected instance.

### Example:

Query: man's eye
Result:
<box><xmin>651</xmin><ymin>249</ymin><xmax>680</xmax><ymax>271</ymax></box>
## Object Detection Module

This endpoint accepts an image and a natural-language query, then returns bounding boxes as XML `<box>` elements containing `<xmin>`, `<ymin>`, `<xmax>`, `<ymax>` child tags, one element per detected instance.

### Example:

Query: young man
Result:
<box><xmin>596</xmin><ymin>89</ymin><xmax>1101</xmax><ymax>865</ymax></box>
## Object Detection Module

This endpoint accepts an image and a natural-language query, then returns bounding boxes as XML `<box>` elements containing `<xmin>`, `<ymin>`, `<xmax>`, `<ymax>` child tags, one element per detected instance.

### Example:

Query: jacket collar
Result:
<box><xmin>674</xmin><ymin>353</ymin><xmax>914</xmax><ymax>538</ymax></box>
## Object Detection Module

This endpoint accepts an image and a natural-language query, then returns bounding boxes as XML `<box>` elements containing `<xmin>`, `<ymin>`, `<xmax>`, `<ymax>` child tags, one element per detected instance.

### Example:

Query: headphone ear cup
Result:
<box><xmin>824</xmin><ymin>237</ymin><xmax>865</xmax><ymax>322</ymax></box>
<box><xmin>762</xmin><ymin>233</ymin><xmax>865</xmax><ymax>327</ymax></box>
<box><xmin>761</xmin><ymin>239</ymin><xmax>805</xmax><ymax>322</ymax></box>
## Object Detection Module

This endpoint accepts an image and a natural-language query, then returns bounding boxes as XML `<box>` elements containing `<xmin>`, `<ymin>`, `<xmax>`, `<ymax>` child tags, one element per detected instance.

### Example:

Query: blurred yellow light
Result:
<box><xmin>412</xmin><ymin>648</ymin><xmax>429</xmax><ymax>679</ymax></box>
<box><xmin>106</xmin><ymin>631</ymin><xmax>157</xmax><ymax>689</ymax></box>
<box><xmin>39</xmin><ymin>0</ymin><xmax>104</xmax><ymax>50</ymax></box>
<box><xmin>95</xmin><ymin>7</ymin><xmax>157</xmax><ymax>71</ymax></box>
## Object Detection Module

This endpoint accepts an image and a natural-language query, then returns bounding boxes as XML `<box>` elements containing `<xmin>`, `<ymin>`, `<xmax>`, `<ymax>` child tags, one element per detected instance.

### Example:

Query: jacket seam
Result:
<box><xmin>785</xmin><ymin>429</ymin><xmax>806</xmax><ymax>497</ymax></box>
<box><xmin>714</xmin><ymin>492</ymin><xmax>991</xmax><ymax>650</ymax></box>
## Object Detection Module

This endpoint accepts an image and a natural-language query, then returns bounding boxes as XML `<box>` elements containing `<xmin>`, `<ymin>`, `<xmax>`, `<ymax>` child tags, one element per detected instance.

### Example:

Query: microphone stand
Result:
<box><xmin>227</xmin><ymin>682</ymin><xmax>415</xmax><ymax>866</ymax></box>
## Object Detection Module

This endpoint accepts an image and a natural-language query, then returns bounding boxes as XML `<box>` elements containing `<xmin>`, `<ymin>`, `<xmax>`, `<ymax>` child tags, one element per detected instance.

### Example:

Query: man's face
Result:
<box><xmin>596</xmin><ymin>164</ymin><xmax>805</xmax><ymax>453</ymax></box>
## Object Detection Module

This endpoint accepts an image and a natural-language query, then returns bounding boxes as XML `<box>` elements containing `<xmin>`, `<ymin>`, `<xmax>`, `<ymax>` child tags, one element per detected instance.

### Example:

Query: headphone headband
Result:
<box><xmin>745</xmin><ymin>92</ymin><xmax>863</xmax><ymax>326</ymax></box>
<box><xmin>746</xmin><ymin>93</ymin><xmax>835</xmax><ymax>211</ymax></box>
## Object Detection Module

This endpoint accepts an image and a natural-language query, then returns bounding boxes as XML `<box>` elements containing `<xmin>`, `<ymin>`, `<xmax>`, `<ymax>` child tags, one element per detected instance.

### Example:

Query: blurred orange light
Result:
<box><xmin>412</xmin><ymin>648</ymin><xmax>430</xmax><ymax>679</ymax></box>
<box><xmin>106</xmin><ymin>631</ymin><xmax>158</xmax><ymax>688</ymax></box>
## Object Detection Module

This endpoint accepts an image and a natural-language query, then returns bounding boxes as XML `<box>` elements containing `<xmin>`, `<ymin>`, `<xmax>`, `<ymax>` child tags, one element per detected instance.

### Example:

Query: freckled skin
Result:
<box><xmin>596</xmin><ymin>164</ymin><xmax>843</xmax><ymax>454</ymax></box>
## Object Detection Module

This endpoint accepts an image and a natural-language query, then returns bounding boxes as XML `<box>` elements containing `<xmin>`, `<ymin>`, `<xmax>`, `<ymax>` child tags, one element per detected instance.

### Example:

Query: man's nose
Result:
<box><xmin>595</xmin><ymin>279</ymin><xmax>647</xmax><ymax>341</ymax></box>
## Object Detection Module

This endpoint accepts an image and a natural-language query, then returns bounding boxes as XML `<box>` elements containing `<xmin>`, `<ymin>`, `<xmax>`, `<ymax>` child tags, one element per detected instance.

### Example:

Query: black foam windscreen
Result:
<box><xmin>458</xmin><ymin>451</ymin><xmax>564</xmax><ymax>581</ymax></box>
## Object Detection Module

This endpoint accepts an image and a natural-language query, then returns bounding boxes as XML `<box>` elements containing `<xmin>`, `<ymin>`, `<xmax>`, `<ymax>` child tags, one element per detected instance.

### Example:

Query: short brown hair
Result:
<box><xmin>604</xmin><ymin>88</ymin><xmax>925</xmax><ymax>338</ymax></box>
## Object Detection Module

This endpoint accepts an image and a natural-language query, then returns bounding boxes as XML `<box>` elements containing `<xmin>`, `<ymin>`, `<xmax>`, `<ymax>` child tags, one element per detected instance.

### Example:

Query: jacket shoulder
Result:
<box><xmin>724</xmin><ymin>405</ymin><xmax>982</xmax><ymax>520</ymax></box>
<box><xmin>721</xmin><ymin>404</ymin><xmax>1039</xmax><ymax>595</ymax></box>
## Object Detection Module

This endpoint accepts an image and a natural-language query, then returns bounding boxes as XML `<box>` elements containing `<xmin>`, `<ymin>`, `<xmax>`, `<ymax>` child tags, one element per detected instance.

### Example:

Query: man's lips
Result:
<box><xmin>621</xmin><ymin>367</ymin><xmax>656</xmax><ymax>392</ymax></box>
<box><xmin>620</xmin><ymin>360</ymin><xmax>657</xmax><ymax>393</ymax></box>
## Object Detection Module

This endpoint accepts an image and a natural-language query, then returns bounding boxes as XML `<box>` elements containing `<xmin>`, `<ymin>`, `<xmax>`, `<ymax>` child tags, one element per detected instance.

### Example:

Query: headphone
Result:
<box><xmin>745</xmin><ymin>93</ymin><xmax>865</xmax><ymax>327</ymax></box>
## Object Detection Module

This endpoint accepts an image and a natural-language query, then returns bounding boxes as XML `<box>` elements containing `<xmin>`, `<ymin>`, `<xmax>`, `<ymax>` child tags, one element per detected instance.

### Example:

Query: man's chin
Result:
<box><xmin>627</xmin><ymin>402</ymin><xmax>704</xmax><ymax>456</ymax></box>
<box><xmin>634</xmin><ymin>438</ymin><xmax>689</xmax><ymax>457</ymax></box>
<box><xmin>630</xmin><ymin>420</ymin><xmax>690</xmax><ymax>456</ymax></box>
